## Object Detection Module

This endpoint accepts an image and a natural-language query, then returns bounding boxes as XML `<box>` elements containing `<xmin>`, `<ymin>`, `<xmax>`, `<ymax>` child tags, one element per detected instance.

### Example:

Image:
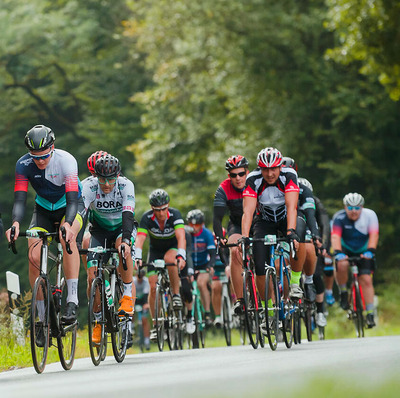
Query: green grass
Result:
<box><xmin>1</xmin><ymin>273</ymin><xmax>400</xmax><ymax>372</ymax></box>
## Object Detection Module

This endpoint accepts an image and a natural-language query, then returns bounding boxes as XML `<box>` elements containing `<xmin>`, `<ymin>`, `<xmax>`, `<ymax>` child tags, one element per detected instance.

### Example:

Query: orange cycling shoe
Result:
<box><xmin>118</xmin><ymin>295</ymin><xmax>134</xmax><ymax>316</ymax></box>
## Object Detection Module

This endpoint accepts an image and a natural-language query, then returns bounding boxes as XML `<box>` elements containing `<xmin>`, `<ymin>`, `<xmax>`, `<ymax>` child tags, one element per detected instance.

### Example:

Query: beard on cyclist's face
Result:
<box><xmin>261</xmin><ymin>166</ymin><xmax>281</xmax><ymax>185</ymax></box>
<box><xmin>345</xmin><ymin>206</ymin><xmax>362</xmax><ymax>221</ymax></box>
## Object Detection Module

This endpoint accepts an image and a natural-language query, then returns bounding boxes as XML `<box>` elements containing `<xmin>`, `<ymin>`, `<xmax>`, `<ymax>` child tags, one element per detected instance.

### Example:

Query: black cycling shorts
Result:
<box><xmin>341</xmin><ymin>249</ymin><xmax>375</xmax><ymax>275</ymax></box>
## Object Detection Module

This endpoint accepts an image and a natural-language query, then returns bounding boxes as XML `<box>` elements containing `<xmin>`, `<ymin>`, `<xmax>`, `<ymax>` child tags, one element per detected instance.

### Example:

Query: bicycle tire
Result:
<box><xmin>111</xmin><ymin>277</ymin><xmax>128</xmax><ymax>362</ymax></box>
<box><xmin>239</xmin><ymin>315</ymin><xmax>247</xmax><ymax>345</ymax></box>
<box><xmin>222</xmin><ymin>297</ymin><xmax>232</xmax><ymax>346</ymax></box>
<box><xmin>264</xmin><ymin>267</ymin><xmax>279</xmax><ymax>351</ymax></box>
<box><xmin>155</xmin><ymin>285</ymin><xmax>166</xmax><ymax>351</ymax></box>
<box><xmin>192</xmin><ymin>298</ymin><xmax>200</xmax><ymax>349</ymax></box>
<box><xmin>30</xmin><ymin>276</ymin><xmax>50</xmax><ymax>374</ymax></box>
<box><xmin>243</xmin><ymin>271</ymin><xmax>259</xmax><ymax>349</ymax></box>
<box><xmin>353</xmin><ymin>282</ymin><xmax>365</xmax><ymax>338</ymax></box>
<box><xmin>293</xmin><ymin>306</ymin><xmax>301</xmax><ymax>345</ymax></box>
<box><xmin>88</xmin><ymin>277</ymin><xmax>106</xmax><ymax>366</ymax></box>
<box><xmin>304</xmin><ymin>304</ymin><xmax>313</xmax><ymax>342</ymax></box>
<box><xmin>165</xmin><ymin>293</ymin><xmax>175</xmax><ymax>351</ymax></box>
<box><xmin>58</xmin><ymin>277</ymin><xmax>77</xmax><ymax>370</ymax></box>
<box><xmin>281</xmin><ymin>270</ymin><xmax>293</xmax><ymax>348</ymax></box>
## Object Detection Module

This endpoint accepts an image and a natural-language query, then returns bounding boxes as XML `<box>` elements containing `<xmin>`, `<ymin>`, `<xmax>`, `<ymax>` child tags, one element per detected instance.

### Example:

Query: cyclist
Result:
<box><xmin>82</xmin><ymin>154</ymin><xmax>137</xmax><ymax>343</ymax></box>
<box><xmin>298</xmin><ymin>177</ymin><xmax>331</xmax><ymax>328</ymax></box>
<box><xmin>186</xmin><ymin>209</ymin><xmax>216</xmax><ymax>327</ymax></box>
<box><xmin>241</xmin><ymin>147</ymin><xmax>306</xmax><ymax>310</ymax></box>
<box><xmin>80</xmin><ymin>150</ymin><xmax>108</xmax><ymax>279</ymax></box>
<box><xmin>5</xmin><ymin>125</ymin><xmax>84</xmax><ymax>325</ymax></box>
<box><xmin>213</xmin><ymin>155</ymin><xmax>249</xmax><ymax>315</ymax></box>
<box><xmin>332</xmin><ymin>193</ymin><xmax>379</xmax><ymax>328</ymax></box>
<box><xmin>132</xmin><ymin>268</ymin><xmax>151</xmax><ymax>350</ymax></box>
<box><xmin>134</xmin><ymin>189</ymin><xmax>187</xmax><ymax>340</ymax></box>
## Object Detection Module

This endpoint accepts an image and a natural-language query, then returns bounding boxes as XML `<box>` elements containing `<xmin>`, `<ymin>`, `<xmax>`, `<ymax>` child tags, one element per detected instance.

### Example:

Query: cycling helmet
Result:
<box><xmin>87</xmin><ymin>150</ymin><xmax>108</xmax><ymax>175</ymax></box>
<box><xmin>24</xmin><ymin>125</ymin><xmax>55</xmax><ymax>152</ymax></box>
<box><xmin>343</xmin><ymin>193</ymin><xmax>364</xmax><ymax>207</ymax></box>
<box><xmin>149</xmin><ymin>189</ymin><xmax>170</xmax><ymax>207</ymax></box>
<box><xmin>282</xmin><ymin>157</ymin><xmax>298</xmax><ymax>172</ymax></box>
<box><xmin>94</xmin><ymin>154</ymin><xmax>121</xmax><ymax>178</ymax></box>
<box><xmin>257</xmin><ymin>147</ymin><xmax>283</xmax><ymax>168</ymax></box>
<box><xmin>298</xmin><ymin>177</ymin><xmax>313</xmax><ymax>192</ymax></box>
<box><xmin>225</xmin><ymin>155</ymin><xmax>249</xmax><ymax>170</ymax></box>
<box><xmin>186</xmin><ymin>209</ymin><xmax>205</xmax><ymax>225</ymax></box>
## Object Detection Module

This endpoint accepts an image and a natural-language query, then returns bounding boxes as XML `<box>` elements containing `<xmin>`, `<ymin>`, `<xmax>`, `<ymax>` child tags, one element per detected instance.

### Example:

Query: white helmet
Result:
<box><xmin>257</xmin><ymin>147</ymin><xmax>283</xmax><ymax>168</ymax></box>
<box><xmin>343</xmin><ymin>192</ymin><xmax>364</xmax><ymax>207</ymax></box>
<box><xmin>298</xmin><ymin>177</ymin><xmax>313</xmax><ymax>192</ymax></box>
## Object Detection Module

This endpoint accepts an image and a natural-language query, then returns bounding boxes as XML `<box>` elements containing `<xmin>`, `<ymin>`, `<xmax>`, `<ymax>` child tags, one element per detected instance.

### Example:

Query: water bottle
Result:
<box><xmin>105</xmin><ymin>280</ymin><xmax>113</xmax><ymax>308</ymax></box>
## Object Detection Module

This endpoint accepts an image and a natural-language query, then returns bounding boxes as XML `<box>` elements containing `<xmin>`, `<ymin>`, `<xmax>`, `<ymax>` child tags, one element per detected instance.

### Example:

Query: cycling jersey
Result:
<box><xmin>13</xmin><ymin>149</ymin><xmax>81</xmax><ymax>225</ymax></box>
<box><xmin>133</xmin><ymin>276</ymin><xmax>150</xmax><ymax>306</ymax></box>
<box><xmin>332</xmin><ymin>208</ymin><xmax>379</xmax><ymax>254</ymax></box>
<box><xmin>298</xmin><ymin>182</ymin><xmax>319</xmax><ymax>239</ymax></box>
<box><xmin>82</xmin><ymin>175</ymin><xmax>135</xmax><ymax>233</ymax></box>
<box><xmin>137</xmin><ymin>208</ymin><xmax>185</xmax><ymax>252</ymax></box>
<box><xmin>243</xmin><ymin>166</ymin><xmax>299</xmax><ymax>222</ymax></box>
<box><xmin>213</xmin><ymin>178</ymin><xmax>244</xmax><ymax>237</ymax></box>
<box><xmin>189</xmin><ymin>227</ymin><xmax>216</xmax><ymax>268</ymax></box>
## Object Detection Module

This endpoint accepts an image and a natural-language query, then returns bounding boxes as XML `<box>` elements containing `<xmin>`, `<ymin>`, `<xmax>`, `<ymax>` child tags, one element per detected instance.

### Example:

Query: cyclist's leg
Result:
<box><xmin>196</xmin><ymin>269</ymin><xmax>211</xmax><ymax>313</ymax></box>
<box><xmin>289</xmin><ymin>216</ymin><xmax>307</xmax><ymax>292</ymax></box>
<box><xmin>211</xmin><ymin>277</ymin><xmax>222</xmax><ymax>317</ymax></box>
<box><xmin>227</xmin><ymin>232</ymin><xmax>243</xmax><ymax>299</ymax></box>
<box><xmin>165</xmin><ymin>249</ymin><xmax>180</xmax><ymax>296</ymax></box>
<box><xmin>336</xmin><ymin>249</ymin><xmax>350</xmax><ymax>309</ymax></box>
<box><xmin>358</xmin><ymin>258</ymin><xmax>376</xmax><ymax>326</ymax></box>
<box><xmin>303</xmin><ymin>242</ymin><xmax>317</xmax><ymax>301</ymax></box>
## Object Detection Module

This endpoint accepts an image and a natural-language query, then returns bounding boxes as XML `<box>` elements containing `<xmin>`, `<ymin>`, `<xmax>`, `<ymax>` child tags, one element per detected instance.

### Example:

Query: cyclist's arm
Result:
<box><xmin>285</xmin><ymin>191</ymin><xmax>299</xmax><ymax>233</ymax></box>
<box><xmin>63</xmin><ymin>162</ymin><xmax>80</xmax><ymax>225</ymax></box>
<box><xmin>134</xmin><ymin>231</ymin><xmax>147</xmax><ymax>261</ymax></box>
<box><xmin>175</xmin><ymin>227</ymin><xmax>187</xmax><ymax>265</ymax></box>
<box><xmin>12</xmin><ymin>168</ymin><xmax>29</xmax><ymax>225</ymax></box>
<box><xmin>331</xmin><ymin>232</ymin><xmax>342</xmax><ymax>252</ymax></box>
<box><xmin>316</xmin><ymin>198</ymin><xmax>331</xmax><ymax>248</ymax></box>
<box><xmin>208</xmin><ymin>248</ymin><xmax>216</xmax><ymax>268</ymax></box>
<box><xmin>122</xmin><ymin>211</ymin><xmax>135</xmax><ymax>243</ymax></box>
<box><xmin>367</xmin><ymin>232</ymin><xmax>379</xmax><ymax>250</ymax></box>
<box><xmin>213</xmin><ymin>206</ymin><xmax>226</xmax><ymax>239</ymax></box>
<box><xmin>242</xmin><ymin>196</ymin><xmax>257</xmax><ymax>237</ymax></box>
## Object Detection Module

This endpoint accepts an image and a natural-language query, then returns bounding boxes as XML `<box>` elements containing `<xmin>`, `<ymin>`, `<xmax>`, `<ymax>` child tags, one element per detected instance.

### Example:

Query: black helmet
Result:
<box><xmin>94</xmin><ymin>154</ymin><xmax>121</xmax><ymax>178</ymax></box>
<box><xmin>186</xmin><ymin>209</ymin><xmax>205</xmax><ymax>225</ymax></box>
<box><xmin>225</xmin><ymin>155</ymin><xmax>249</xmax><ymax>170</ymax></box>
<box><xmin>149</xmin><ymin>189</ymin><xmax>170</xmax><ymax>207</ymax></box>
<box><xmin>282</xmin><ymin>157</ymin><xmax>298</xmax><ymax>172</ymax></box>
<box><xmin>24</xmin><ymin>125</ymin><xmax>55</xmax><ymax>152</ymax></box>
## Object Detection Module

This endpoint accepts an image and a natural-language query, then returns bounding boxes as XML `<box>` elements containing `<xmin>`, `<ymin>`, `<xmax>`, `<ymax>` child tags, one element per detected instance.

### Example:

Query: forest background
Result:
<box><xmin>0</xmin><ymin>0</ymin><xmax>399</xmax><ymax>307</ymax></box>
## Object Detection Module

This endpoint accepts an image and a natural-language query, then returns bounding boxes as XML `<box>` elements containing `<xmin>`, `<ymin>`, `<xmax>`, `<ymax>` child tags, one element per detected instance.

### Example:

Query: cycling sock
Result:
<box><xmin>291</xmin><ymin>271</ymin><xmax>302</xmax><ymax>285</ymax></box>
<box><xmin>304</xmin><ymin>275</ymin><xmax>313</xmax><ymax>284</ymax></box>
<box><xmin>94</xmin><ymin>311</ymin><xmax>102</xmax><ymax>321</ymax></box>
<box><xmin>67</xmin><ymin>279</ymin><xmax>79</xmax><ymax>305</ymax></box>
<box><xmin>205</xmin><ymin>311</ymin><xmax>211</xmax><ymax>318</ymax></box>
<box><xmin>268</xmin><ymin>298</ymin><xmax>273</xmax><ymax>317</ymax></box>
<box><xmin>123</xmin><ymin>282</ymin><xmax>132</xmax><ymax>297</ymax></box>
<box><xmin>339</xmin><ymin>284</ymin><xmax>347</xmax><ymax>293</ymax></box>
<box><xmin>144</xmin><ymin>337</ymin><xmax>150</xmax><ymax>345</ymax></box>
<box><xmin>37</xmin><ymin>300</ymin><xmax>45</xmax><ymax>322</ymax></box>
<box><xmin>316</xmin><ymin>302</ymin><xmax>324</xmax><ymax>313</ymax></box>
<box><xmin>325</xmin><ymin>289</ymin><xmax>333</xmax><ymax>296</ymax></box>
<box><xmin>366</xmin><ymin>303</ymin><xmax>374</xmax><ymax>313</ymax></box>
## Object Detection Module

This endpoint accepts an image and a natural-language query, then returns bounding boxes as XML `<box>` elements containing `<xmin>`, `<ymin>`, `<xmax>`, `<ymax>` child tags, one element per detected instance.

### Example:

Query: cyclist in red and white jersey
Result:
<box><xmin>241</xmin><ymin>147</ymin><xmax>306</xmax><ymax>308</ymax></box>
<box><xmin>6</xmin><ymin>125</ymin><xmax>84</xmax><ymax>324</ymax></box>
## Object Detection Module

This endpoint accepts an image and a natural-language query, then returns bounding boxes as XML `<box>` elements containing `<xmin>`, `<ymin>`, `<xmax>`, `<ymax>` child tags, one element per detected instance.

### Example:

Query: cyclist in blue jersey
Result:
<box><xmin>332</xmin><ymin>193</ymin><xmax>379</xmax><ymax>328</ymax></box>
<box><xmin>186</xmin><ymin>209</ymin><xmax>216</xmax><ymax>327</ymax></box>
<box><xmin>6</xmin><ymin>125</ymin><xmax>84</xmax><ymax>324</ymax></box>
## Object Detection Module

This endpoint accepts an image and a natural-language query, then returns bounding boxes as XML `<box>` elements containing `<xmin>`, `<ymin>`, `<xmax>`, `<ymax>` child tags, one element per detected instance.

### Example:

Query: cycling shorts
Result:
<box><xmin>146</xmin><ymin>247</ymin><xmax>177</xmax><ymax>275</ymax></box>
<box><xmin>341</xmin><ymin>249</ymin><xmax>375</xmax><ymax>275</ymax></box>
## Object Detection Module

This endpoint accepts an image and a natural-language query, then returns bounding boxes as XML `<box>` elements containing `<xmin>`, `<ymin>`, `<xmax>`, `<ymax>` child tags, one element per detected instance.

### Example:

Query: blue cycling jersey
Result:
<box><xmin>189</xmin><ymin>227</ymin><xmax>216</xmax><ymax>267</ymax></box>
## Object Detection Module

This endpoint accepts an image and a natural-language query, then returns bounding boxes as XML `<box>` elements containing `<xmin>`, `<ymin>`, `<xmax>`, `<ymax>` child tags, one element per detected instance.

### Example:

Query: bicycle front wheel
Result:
<box><xmin>293</xmin><ymin>306</ymin><xmax>302</xmax><ymax>345</ymax></box>
<box><xmin>58</xmin><ymin>277</ymin><xmax>77</xmax><ymax>370</ymax></box>
<box><xmin>352</xmin><ymin>282</ymin><xmax>365</xmax><ymax>338</ymax></box>
<box><xmin>304</xmin><ymin>304</ymin><xmax>313</xmax><ymax>342</ymax></box>
<box><xmin>30</xmin><ymin>276</ymin><xmax>50</xmax><ymax>374</ymax></box>
<box><xmin>155</xmin><ymin>286</ymin><xmax>166</xmax><ymax>351</ymax></box>
<box><xmin>243</xmin><ymin>271</ymin><xmax>259</xmax><ymax>349</ymax></box>
<box><xmin>264</xmin><ymin>267</ymin><xmax>279</xmax><ymax>351</ymax></box>
<box><xmin>111</xmin><ymin>278</ymin><xmax>128</xmax><ymax>362</ymax></box>
<box><xmin>88</xmin><ymin>277</ymin><xmax>106</xmax><ymax>366</ymax></box>
<box><xmin>222</xmin><ymin>297</ymin><xmax>232</xmax><ymax>346</ymax></box>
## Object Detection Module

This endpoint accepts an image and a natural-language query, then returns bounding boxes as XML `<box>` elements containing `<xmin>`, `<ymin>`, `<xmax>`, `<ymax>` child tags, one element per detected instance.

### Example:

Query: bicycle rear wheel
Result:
<box><xmin>264</xmin><ymin>268</ymin><xmax>279</xmax><ymax>351</ymax></box>
<box><xmin>88</xmin><ymin>277</ymin><xmax>106</xmax><ymax>366</ymax></box>
<box><xmin>243</xmin><ymin>271</ymin><xmax>259</xmax><ymax>349</ymax></box>
<box><xmin>304</xmin><ymin>304</ymin><xmax>313</xmax><ymax>342</ymax></box>
<box><xmin>222</xmin><ymin>297</ymin><xmax>232</xmax><ymax>346</ymax></box>
<box><xmin>111</xmin><ymin>278</ymin><xmax>128</xmax><ymax>362</ymax></box>
<box><xmin>30</xmin><ymin>276</ymin><xmax>50</xmax><ymax>374</ymax></box>
<box><xmin>352</xmin><ymin>282</ymin><xmax>365</xmax><ymax>338</ymax></box>
<box><xmin>192</xmin><ymin>298</ymin><xmax>204</xmax><ymax>349</ymax></box>
<box><xmin>155</xmin><ymin>285</ymin><xmax>166</xmax><ymax>351</ymax></box>
<box><xmin>165</xmin><ymin>294</ymin><xmax>175</xmax><ymax>351</ymax></box>
<box><xmin>58</xmin><ymin>277</ymin><xmax>77</xmax><ymax>370</ymax></box>
<box><xmin>293</xmin><ymin>305</ymin><xmax>302</xmax><ymax>345</ymax></box>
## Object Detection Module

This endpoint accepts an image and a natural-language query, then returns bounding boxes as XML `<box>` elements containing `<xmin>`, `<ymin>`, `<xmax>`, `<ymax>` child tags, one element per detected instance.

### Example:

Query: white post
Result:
<box><xmin>6</xmin><ymin>271</ymin><xmax>25</xmax><ymax>346</ymax></box>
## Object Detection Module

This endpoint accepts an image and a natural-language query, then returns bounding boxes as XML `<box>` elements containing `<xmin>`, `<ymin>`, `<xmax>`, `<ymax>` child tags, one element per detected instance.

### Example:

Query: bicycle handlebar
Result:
<box><xmin>79</xmin><ymin>245</ymin><xmax>128</xmax><ymax>270</ymax></box>
<box><xmin>60</xmin><ymin>226</ymin><xmax>72</xmax><ymax>255</ymax></box>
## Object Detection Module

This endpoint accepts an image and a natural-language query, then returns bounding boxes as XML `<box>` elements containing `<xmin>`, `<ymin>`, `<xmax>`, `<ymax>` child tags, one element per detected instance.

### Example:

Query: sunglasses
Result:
<box><xmin>30</xmin><ymin>150</ymin><xmax>53</xmax><ymax>160</ymax></box>
<box><xmin>153</xmin><ymin>205</ymin><xmax>168</xmax><ymax>212</ymax></box>
<box><xmin>229</xmin><ymin>171</ymin><xmax>246</xmax><ymax>178</ymax></box>
<box><xmin>98</xmin><ymin>177</ymin><xmax>117</xmax><ymax>185</ymax></box>
<box><xmin>347</xmin><ymin>206</ymin><xmax>361</xmax><ymax>211</ymax></box>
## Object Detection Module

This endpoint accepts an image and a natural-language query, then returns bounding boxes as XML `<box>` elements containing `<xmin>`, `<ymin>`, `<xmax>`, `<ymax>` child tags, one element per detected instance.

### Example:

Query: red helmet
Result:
<box><xmin>87</xmin><ymin>150</ymin><xmax>108</xmax><ymax>175</ymax></box>
<box><xmin>257</xmin><ymin>147</ymin><xmax>283</xmax><ymax>168</ymax></box>
<box><xmin>225</xmin><ymin>155</ymin><xmax>249</xmax><ymax>170</ymax></box>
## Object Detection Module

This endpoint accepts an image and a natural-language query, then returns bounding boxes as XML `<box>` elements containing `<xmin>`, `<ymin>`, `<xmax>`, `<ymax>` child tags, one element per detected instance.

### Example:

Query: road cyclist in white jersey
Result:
<box><xmin>82</xmin><ymin>154</ymin><xmax>137</xmax><ymax>344</ymax></box>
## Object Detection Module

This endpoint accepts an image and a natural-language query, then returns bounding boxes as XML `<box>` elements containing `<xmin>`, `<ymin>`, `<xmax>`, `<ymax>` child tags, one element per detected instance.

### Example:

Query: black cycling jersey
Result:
<box><xmin>298</xmin><ymin>183</ymin><xmax>320</xmax><ymax>238</ymax></box>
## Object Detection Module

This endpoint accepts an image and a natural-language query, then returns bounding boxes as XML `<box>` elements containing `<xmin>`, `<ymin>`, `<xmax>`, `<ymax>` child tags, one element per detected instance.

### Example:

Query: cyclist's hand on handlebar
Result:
<box><xmin>287</xmin><ymin>229</ymin><xmax>300</xmax><ymax>250</ymax></box>
<box><xmin>118</xmin><ymin>242</ymin><xmax>131</xmax><ymax>259</ymax></box>
<box><xmin>61</xmin><ymin>222</ymin><xmax>75</xmax><ymax>243</ymax></box>
<box><xmin>361</xmin><ymin>249</ymin><xmax>375</xmax><ymax>259</ymax></box>
<box><xmin>176</xmin><ymin>256</ymin><xmax>186</xmax><ymax>270</ymax></box>
<box><xmin>334</xmin><ymin>251</ymin><xmax>347</xmax><ymax>262</ymax></box>
<box><xmin>6</xmin><ymin>222</ymin><xmax>20</xmax><ymax>242</ymax></box>
<box><xmin>135</xmin><ymin>259</ymin><xmax>142</xmax><ymax>270</ymax></box>
<box><xmin>238</xmin><ymin>236</ymin><xmax>250</xmax><ymax>253</ymax></box>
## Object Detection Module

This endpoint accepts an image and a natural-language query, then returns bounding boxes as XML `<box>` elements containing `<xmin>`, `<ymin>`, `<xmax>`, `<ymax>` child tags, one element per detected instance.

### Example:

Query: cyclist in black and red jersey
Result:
<box><xmin>6</xmin><ymin>125</ymin><xmax>85</xmax><ymax>324</ymax></box>
<box><xmin>213</xmin><ymin>155</ymin><xmax>249</xmax><ymax>314</ymax></box>
<box><xmin>241</xmin><ymin>147</ymin><xmax>306</xmax><ymax>312</ymax></box>
<box><xmin>134</xmin><ymin>189</ymin><xmax>188</xmax><ymax>338</ymax></box>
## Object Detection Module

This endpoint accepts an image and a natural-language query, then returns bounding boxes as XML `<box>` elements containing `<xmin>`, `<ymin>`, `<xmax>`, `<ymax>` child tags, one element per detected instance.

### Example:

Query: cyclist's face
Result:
<box><xmin>152</xmin><ymin>205</ymin><xmax>169</xmax><ymax>221</ymax></box>
<box><xmin>98</xmin><ymin>177</ymin><xmax>116</xmax><ymax>193</ymax></box>
<box><xmin>228</xmin><ymin>167</ymin><xmax>248</xmax><ymax>190</ymax></box>
<box><xmin>345</xmin><ymin>205</ymin><xmax>362</xmax><ymax>221</ymax></box>
<box><xmin>188</xmin><ymin>223</ymin><xmax>202</xmax><ymax>233</ymax></box>
<box><xmin>30</xmin><ymin>146</ymin><xmax>54</xmax><ymax>170</ymax></box>
<box><xmin>261</xmin><ymin>166</ymin><xmax>281</xmax><ymax>184</ymax></box>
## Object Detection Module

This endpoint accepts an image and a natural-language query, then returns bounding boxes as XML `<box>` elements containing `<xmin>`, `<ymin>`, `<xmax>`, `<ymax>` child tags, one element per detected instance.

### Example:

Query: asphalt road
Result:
<box><xmin>1</xmin><ymin>336</ymin><xmax>399</xmax><ymax>398</ymax></box>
